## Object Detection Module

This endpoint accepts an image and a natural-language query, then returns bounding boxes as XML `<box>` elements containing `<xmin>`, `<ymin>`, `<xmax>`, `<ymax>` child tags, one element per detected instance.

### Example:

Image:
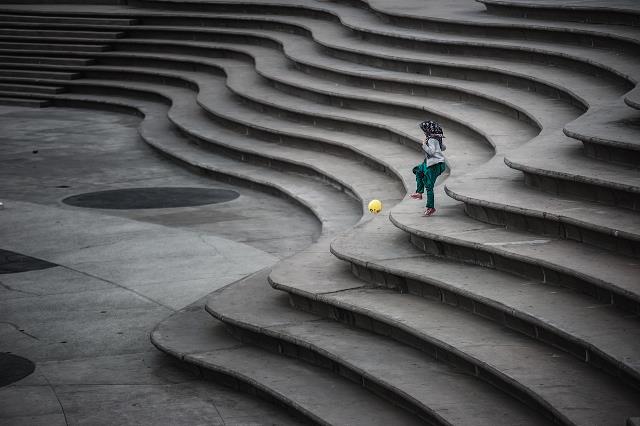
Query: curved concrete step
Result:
<box><xmin>330</xmin><ymin>216</ymin><xmax>640</xmax><ymax>390</ymax></box>
<box><xmin>389</xmin><ymin>195</ymin><xmax>640</xmax><ymax>314</ymax></box>
<box><xmin>269</xmin><ymin>243</ymin><xmax>640</xmax><ymax>426</ymax></box>
<box><xmin>151</xmin><ymin>295</ymin><xmax>424</xmax><ymax>426</ymax></box>
<box><xmin>205</xmin><ymin>267</ymin><xmax>551</xmax><ymax>426</ymax></box>
<box><xmin>564</xmin><ymin>104</ymin><xmax>640</xmax><ymax>167</ymax></box>
<box><xmin>478</xmin><ymin>0</ymin><xmax>640</xmax><ymax>26</ymax></box>
<box><xmin>504</xmin><ymin>130</ymin><xmax>640</xmax><ymax>211</ymax></box>
<box><xmin>444</xmin><ymin>154</ymin><xmax>640</xmax><ymax>258</ymax></box>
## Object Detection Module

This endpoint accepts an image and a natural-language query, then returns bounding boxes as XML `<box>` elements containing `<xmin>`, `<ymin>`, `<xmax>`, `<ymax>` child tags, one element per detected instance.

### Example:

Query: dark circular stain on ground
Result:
<box><xmin>0</xmin><ymin>353</ymin><xmax>35</xmax><ymax>387</ymax></box>
<box><xmin>62</xmin><ymin>187</ymin><xmax>240</xmax><ymax>210</ymax></box>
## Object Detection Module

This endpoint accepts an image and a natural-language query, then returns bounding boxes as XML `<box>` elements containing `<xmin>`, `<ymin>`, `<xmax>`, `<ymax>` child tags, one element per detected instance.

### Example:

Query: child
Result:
<box><xmin>410</xmin><ymin>120</ymin><xmax>447</xmax><ymax>216</ymax></box>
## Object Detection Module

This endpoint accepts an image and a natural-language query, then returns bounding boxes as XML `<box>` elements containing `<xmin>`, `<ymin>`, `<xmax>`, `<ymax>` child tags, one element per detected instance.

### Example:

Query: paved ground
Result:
<box><xmin>0</xmin><ymin>105</ymin><xmax>318</xmax><ymax>425</ymax></box>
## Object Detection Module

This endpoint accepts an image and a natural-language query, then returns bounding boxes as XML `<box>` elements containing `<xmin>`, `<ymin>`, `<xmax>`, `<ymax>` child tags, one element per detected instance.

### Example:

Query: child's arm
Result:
<box><xmin>422</xmin><ymin>138</ymin><xmax>437</xmax><ymax>157</ymax></box>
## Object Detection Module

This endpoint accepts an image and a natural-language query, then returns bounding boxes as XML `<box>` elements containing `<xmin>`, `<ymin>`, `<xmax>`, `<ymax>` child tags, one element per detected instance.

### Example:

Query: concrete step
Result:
<box><xmin>0</xmin><ymin>69</ymin><xmax>81</xmax><ymax>80</ymax></box>
<box><xmin>504</xmin><ymin>130</ymin><xmax>640</xmax><ymax>211</ymax></box>
<box><xmin>0</xmin><ymin>13</ymin><xmax>138</xmax><ymax>26</ymax></box>
<box><xmin>389</xmin><ymin>195</ymin><xmax>640</xmax><ymax>314</ymax></box>
<box><xmin>0</xmin><ymin>54</ymin><xmax>94</xmax><ymax>66</ymax></box>
<box><xmin>0</xmin><ymin>42</ymin><xmax>110</xmax><ymax>53</ymax></box>
<box><xmin>269</xmin><ymin>244</ymin><xmax>640</xmax><ymax>426</ymax></box>
<box><xmin>0</xmin><ymin>83</ymin><xmax>65</xmax><ymax>94</ymax></box>
<box><xmin>0</xmin><ymin>96</ymin><xmax>50</xmax><ymax>107</ymax></box>
<box><xmin>478</xmin><ymin>0</ymin><xmax>640</xmax><ymax>26</ymax></box>
<box><xmin>444</xmin><ymin>155</ymin><xmax>640</xmax><ymax>258</ymax></box>
<box><xmin>564</xmin><ymin>104</ymin><xmax>640</xmax><ymax>167</ymax></box>
<box><xmin>205</xmin><ymin>268</ymin><xmax>551</xmax><ymax>425</ymax></box>
<box><xmin>625</xmin><ymin>85</ymin><xmax>640</xmax><ymax>110</ymax></box>
<box><xmin>331</xmin><ymin>216</ymin><xmax>640</xmax><ymax>390</ymax></box>
<box><xmin>0</xmin><ymin>28</ymin><xmax>125</xmax><ymax>39</ymax></box>
<box><xmin>151</xmin><ymin>299</ymin><xmax>424</xmax><ymax>426</ymax></box>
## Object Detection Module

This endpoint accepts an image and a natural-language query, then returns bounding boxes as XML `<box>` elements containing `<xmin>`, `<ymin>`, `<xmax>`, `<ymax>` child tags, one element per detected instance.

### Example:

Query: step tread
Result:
<box><xmin>0</xmin><ymin>41</ymin><xmax>110</xmax><ymax>52</ymax></box>
<box><xmin>0</xmin><ymin>96</ymin><xmax>50</xmax><ymax>107</ymax></box>
<box><xmin>565</xmin><ymin>102</ymin><xmax>640</xmax><ymax>151</ymax></box>
<box><xmin>206</xmin><ymin>268</ymin><xmax>551</xmax><ymax>426</ymax></box>
<box><xmin>151</xmin><ymin>303</ymin><xmax>422</xmax><ymax>426</ymax></box>
<box><xmin>0</xmin><ymin>69</ymin><xmax>80</xmax><ymax>79</ymax></box>
<box><xmin>0</xmin><ymin>12</ymin><xmax>137</xmax><ymax>25</ymax></box>
<box><xmin>505</xmin><ymin>129</ymin><xmax>640</xmax><ymax>192</ymax></box>
<box><xmin>269</xmin><ymin>246</ymin><xmax>640</xmax><ymax>426</ymax></box>
<box><xmin>389</xmin><ymin>195</ymin><xmax>640</xmax><ymax>302</ymax></box>
<box><xmin>331</xmin><ymin>216</ymin><xmax>640</xmax><ymax>385</ymax></box>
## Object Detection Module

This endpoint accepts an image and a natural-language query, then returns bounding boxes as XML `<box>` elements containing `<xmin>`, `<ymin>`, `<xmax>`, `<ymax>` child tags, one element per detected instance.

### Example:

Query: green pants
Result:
<box><xmin>413</xmin><ymin>161</ymin><xmax>446</xmax><ymax>208</ymax></box>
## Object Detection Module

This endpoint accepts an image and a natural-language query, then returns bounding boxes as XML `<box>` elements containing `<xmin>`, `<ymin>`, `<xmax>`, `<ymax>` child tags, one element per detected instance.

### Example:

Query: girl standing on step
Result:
<box><xmin>410</xmin><ymin>120</ymin><xmax>447</xmax><ymax>216</ymax></box>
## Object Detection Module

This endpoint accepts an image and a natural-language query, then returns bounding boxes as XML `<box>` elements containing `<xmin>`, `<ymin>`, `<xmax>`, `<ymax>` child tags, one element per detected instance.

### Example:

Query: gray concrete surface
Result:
<box><xmin>0</xmin><ymin>105</ymin><xmax>317</xmax><ymax>425</ymax></box>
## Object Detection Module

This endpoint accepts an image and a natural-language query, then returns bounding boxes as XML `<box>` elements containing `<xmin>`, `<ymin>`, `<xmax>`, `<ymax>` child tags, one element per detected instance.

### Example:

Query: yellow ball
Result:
<box><xmin>368</xmin><ymin>199</ymin><xmax>382</xmax><ymax>214</ymax></box>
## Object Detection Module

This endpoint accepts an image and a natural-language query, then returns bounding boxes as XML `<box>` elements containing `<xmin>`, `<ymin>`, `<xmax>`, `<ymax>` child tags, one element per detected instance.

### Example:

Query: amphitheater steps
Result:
<box><xmin>204</xmin><ymin>267</ymin><xmax>551</xmax><ymax>426</ymax></box>
<box><xmin>269</xmin><ymin>243</ymin><xmax>640</xmax><ymax>426</ymax></box>
<box><xmin>330</xmin><ymin>216</ymin><xmax>640</xmax><ymax>389</ymax></box>
<box><xmin>390</xmin><ymin>194</ymin><xmax>640</xmax><ymax>311</ymax></box>
<box><xmin>151</xmin><ymin>292</ymin><xmax>424</xmax><ymax>426</ymax></box>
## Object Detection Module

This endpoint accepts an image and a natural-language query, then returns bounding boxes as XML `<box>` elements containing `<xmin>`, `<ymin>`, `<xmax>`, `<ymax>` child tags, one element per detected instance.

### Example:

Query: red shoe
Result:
<box><xmin>410</xmin><ymin>192</ymin><xmax>423</xmax><ymax>199</ymax></box>
<box><xmin>423</xmin><ymin>208</ymin><xmax>436</xmax><ymax>216</ymax></box>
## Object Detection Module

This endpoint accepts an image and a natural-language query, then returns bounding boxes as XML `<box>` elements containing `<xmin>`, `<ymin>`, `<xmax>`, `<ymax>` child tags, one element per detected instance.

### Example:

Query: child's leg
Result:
<box><xmin>413</xmin><ymin>164</ymin><xmax>425</xmax><ymax>193</ymax></box>
<box><xmin>424</xmin><ymin>163</ymin><xmax>446</xmax><ymax>208</ymax></box>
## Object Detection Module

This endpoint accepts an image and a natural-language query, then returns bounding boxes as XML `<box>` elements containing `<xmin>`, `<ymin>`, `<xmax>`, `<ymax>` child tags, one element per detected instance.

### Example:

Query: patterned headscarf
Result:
<box><xmin>419</xmin><ymin>120</ymin><xmax>445</xmax><ymax>140</ymax></box>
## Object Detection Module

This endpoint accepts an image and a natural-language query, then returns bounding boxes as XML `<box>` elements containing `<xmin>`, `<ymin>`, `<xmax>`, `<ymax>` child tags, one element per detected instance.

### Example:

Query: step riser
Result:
<box><xmin>345</xmin><ymin>259</ymin><xmax>640</xmax><ymax>390</ymax></box>
<box><xmin>582</xmin><ymin>141</ymin><xmax>640</xmax><ymax>168</ymax></box>
<box><xmin>284</xmin><ymin>291</ymin><xmax>561</xmax><ymax>425</ymax></box>
<box><xmin>222</xmin><ymin>323</ymin><xmax>437</xmax><ymax>424</ymax></box>
<box><xmin>405</xmin><ymin>230</ymin><xmax>640</xmax><ymax>315</ymax></box>
<box><xmin>481</xmin><ymin>3</ymin><xmax>640</xmax><ymax>27</ymax></box>
<box><xmin>462</xmin><ymin>202</ymin><xmax>640</xmax><ymax>259</ymax></box>
<box><xmin>521</xmin><ymin>171</ymin><xmax>640</xmax><ymax>212</ymax></box>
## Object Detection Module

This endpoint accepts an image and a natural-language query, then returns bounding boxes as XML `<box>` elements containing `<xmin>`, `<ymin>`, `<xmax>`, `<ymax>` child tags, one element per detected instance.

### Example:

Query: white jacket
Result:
<box><xmin>422</xmin><ymin>137</ymin><xmax>446</xmax><ymax>167</ymax></box>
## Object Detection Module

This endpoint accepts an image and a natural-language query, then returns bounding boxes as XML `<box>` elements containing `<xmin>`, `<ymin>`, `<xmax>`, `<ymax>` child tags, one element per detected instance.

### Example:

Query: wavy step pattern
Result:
<box><xmin>1</xmin><ymin>1</ymin><xmax>639</xmax><ymax>425</ymax></box>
